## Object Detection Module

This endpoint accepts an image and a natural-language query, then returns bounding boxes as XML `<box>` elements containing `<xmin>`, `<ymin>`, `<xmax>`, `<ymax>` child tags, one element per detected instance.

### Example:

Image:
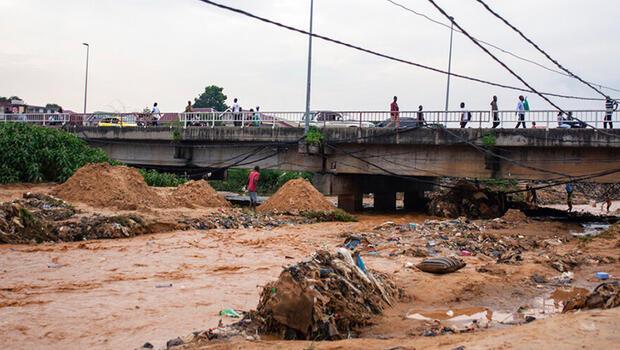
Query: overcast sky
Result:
<box><xmin>1</xmin><ymin>0</ymin><xmax>618</xmax><ymax>112</ymax></box>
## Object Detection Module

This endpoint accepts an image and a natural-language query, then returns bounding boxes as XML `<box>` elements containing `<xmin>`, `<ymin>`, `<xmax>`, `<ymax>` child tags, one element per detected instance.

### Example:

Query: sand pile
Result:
<box><xmin>53</xmin><ymin>163</ymin><xmax>167</xmax><ymax>210</ymax></box>
<box><xmin>501</xmin><ymin>209</ymin><xmax>528</xmax><ymax>222</ymax></box>
<box><xmin>258</xmin><ymin>179</ymin><xmax>336</xmax><ymax>214</ymax></box>
<box><xmin>172</xmin><ymin>180</ymin><xmax>230</xmax><ymax>208</ymax></box>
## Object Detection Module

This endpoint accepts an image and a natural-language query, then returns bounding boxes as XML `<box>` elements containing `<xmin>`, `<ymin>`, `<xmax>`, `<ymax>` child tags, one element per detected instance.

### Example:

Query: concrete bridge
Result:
<box><xmin>72</xmin><ymin>126</ymin><xmax>620</xmax><ymax>211</ymax></box>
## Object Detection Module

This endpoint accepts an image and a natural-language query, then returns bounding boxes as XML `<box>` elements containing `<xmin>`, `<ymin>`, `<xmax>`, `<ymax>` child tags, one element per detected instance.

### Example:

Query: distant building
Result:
<box><xmin>0</xmin><ymin>98</ymin><xmax>62</xmax><ymax>114</ymax></box>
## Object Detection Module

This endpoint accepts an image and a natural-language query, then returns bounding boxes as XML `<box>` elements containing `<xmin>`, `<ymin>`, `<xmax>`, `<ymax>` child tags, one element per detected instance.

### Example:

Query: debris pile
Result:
<box><xmin>428</xmin><ymin>180</ymin><xmax>507</xmax><ymax>219</ymax></box>
<box><xmin>179</xmin><ymin>209</ymin><xmax>303</xmax><ymax>230</ymax></box>
<box><xmin>53</xmin><ymin>163</ymin><xmax>167</xmax><ymax>210</ymax></box>
<box><xmin>0</xmin><ymin>193</ymin><xmax>151</xmax><ymax>243</ymax></box>
<box><xmin>563</xmin><ymin>282</ymin><xmax>620</xmax><ymax>312</ymax></box>
<box><xmin>258</xmin><ymin>179</ymin><xmax>337</xmax><ymax>214</ymax></box>
<box><xmin>254</xmin><ymin>249</ymin><xmax>399</xmax><ymax>340</ymax></box>
<box><xmin>172</xmin><ymin>180</ymin><xmax>230</xmax><ymax>208</ymax></box>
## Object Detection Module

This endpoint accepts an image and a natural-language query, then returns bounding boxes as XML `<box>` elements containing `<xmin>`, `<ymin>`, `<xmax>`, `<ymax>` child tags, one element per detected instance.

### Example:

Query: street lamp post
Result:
<box><xmin>444</xmin><ymin>17</ymin><xmax>454</xmax><ymax>126</ymax></box>
<box><xmin>82</xmin><ymin>43</ymin><xmax>90</xmax><ymax>114</ymax></box>
<box><xmin>303</xmin><ymin>0</ymin><xmax>314</xmax><ymax>134</ymax></box>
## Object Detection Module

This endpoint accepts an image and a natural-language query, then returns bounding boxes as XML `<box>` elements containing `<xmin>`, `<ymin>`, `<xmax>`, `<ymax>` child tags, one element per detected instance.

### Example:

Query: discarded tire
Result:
<box><xmin>417</xmin><ymin>257</ymin><xmax>466</xmax><ymax>274</ymax></box>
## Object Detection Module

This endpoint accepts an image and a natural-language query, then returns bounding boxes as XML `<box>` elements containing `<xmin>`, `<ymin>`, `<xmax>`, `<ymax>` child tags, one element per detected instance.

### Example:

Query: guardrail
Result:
<box><xmin>1</xmin><ymin>110</ymin><xmax>618</xmax><ymax>129</ymax></box>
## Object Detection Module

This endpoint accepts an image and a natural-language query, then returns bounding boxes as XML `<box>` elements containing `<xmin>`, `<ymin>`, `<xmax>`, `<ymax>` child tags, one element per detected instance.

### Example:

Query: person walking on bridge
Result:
<box><xmin>247</xmin><ymin>166</ymin><xmax>260</xmax><ymax>210</ymax></box>
<box><xmin>389</xmin><ymin>96</ymin><xmax>400</xmax><ymax>128</ymax></box>
<box><xmin>460</xmin><ymin>102</ymin><xmax>470</xmax><ymax>128</ymax></box>
<box><xmin>515</xmin><ymin>96</ymin><xmax>526</xmax><ymax>128</ymax></box>
<box><xmin>491</xmin><ymin>96</ymin><xmax>500</xmax><ymax>128</ymax></box>
<box><xmin>605</xmin><ymin>96</ymin><xmax>618</xmax><ymax>129</ymax></box>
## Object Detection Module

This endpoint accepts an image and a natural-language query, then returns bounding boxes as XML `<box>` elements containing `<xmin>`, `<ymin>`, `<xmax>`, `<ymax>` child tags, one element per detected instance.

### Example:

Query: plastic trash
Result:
<box><xmin>596</xmin><ymin>272</ymin><xmax>609</xmax><ymax>280</ymax></box>
<box><xmin>355</xmin><ymin>253</ymin><xmax>367</xmax><ymax>274</ymax></box>
<box><xmin>47</xmin><ymin>263</ymin><xmax>64</xmax><ymax>268</ymax></box>
<box><xmin>219</xmin><ymin>308</ymin><xmax>241</xmax><ymax>318</ymax></box>
<box><xmin>408</xmin><ymin>223</ymin><xmax>417</xmax><ymax>230</ymax></box>
<box><xmin>155</xmin><ymin>283</ymin><xmax>173</xmax><ymax>288</ymax></box>
<box><xmin>459</xmin><ymin>250</ymin><xmax>472</xmax><ymax>256</ymax></box>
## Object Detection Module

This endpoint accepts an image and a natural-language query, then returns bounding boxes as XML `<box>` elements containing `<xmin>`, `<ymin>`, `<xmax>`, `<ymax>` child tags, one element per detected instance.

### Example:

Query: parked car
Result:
<box><xmin>300</xmin><ymin>111</ymin><xmax>375</xmax><ymax>128</ymax></box>
<box><xmin>376</xmin><ymin>117</ymin><xmax>444</xmax><ymax>129</ymax></box>
<box><xmin>98</xmin><ymin>116</ymin><xmax>137</xmax><ymax>127</ymax></box>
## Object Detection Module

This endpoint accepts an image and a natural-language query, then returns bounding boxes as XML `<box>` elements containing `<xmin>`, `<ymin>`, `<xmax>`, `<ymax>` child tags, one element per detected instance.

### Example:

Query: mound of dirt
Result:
<box><xmin>53</xmin><ymin>163</ymin><xmax>166</xmax><ymax>210</ymax></box>
<box><xmin>501</xmin><ymin>209</ymin><xmax>528</xmax><ymax>222</ymax></box>
<box><xmin>172</xmin><ymin>180</ymin><xmax>230</xmax><ymax>208</ymax></box>
<box><xmin>258</xmin><ymin>179</ymin><xmax>336</xmax><ymax>214</ymax></box>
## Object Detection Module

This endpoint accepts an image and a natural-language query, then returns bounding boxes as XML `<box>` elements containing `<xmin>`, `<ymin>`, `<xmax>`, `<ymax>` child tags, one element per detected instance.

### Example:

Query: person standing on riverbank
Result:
<box><xmin>247</xmin><ymin>166</ymin><xmax>260</xmax><ymax>210</ymax></box>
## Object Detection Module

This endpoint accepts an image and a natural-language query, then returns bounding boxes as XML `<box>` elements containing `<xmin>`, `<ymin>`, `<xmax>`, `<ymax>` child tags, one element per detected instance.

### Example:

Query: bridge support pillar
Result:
<box><xmin>374</xmin><ymin>192</ymin><xmax>396</xmax><ymax>211</ymax></box>
<box><xmin>338</xmin><ymin>193</ymin><xmax>363</xmax><ymax>212</ymax></box>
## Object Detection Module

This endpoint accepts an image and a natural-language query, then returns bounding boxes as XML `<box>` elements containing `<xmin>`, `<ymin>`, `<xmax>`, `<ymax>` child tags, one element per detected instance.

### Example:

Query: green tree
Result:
<box><xmin>193</xmin><ymin>85</ymin><xmax>228</xmax><ymax>111</ymax></box>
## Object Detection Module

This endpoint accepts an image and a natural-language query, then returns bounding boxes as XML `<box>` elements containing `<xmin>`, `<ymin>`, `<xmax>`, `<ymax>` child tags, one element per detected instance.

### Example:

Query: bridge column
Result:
<box><xmin>374</xmin><ymin>192</ymin><xmax>396</xmax><ymax>211</ymax></box>
<box><xmin>338</xmin><ymin>193</ymin><xmax>363</xmax><ymax>212</ymax></box>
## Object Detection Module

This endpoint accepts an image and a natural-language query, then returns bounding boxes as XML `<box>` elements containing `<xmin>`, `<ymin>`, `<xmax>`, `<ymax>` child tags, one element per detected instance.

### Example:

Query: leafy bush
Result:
<box><xmin>482</xmin><ymin>133</ymin><xmax>497</xmax><ymax>147</ymax></box>
<box><xmin>305</xmin><ymin>127</ymin><xmax>324</xmax><ymax>145</ymax></box>
<box><xmin>139</xmin><ymin>169</ymin><xmax>187</xmax><ymax>187</ymax></box>
<box><xmin>210</xmin><ymin>168</ymin><xmax>313</xmax><ymax>194</ymax></box>
<box><xmin>0</xmin><ymin>123</ymin><xmax>110</xmax><ymax>183</ymax></box>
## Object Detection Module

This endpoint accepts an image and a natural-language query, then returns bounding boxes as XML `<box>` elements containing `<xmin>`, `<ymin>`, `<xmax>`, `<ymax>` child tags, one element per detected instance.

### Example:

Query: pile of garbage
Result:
<box><xmin>172</xmin><ymin>180</ymin><xmax>230</xmax><ymax>208</ymax></box>
<box><xmin>258</xmin><ymin>179</ymin><xmax>337</xmax><ymax>214</ymax></box>
<box><xmin>0</xmin><ymin>193</ymin><xmax>153</xmax><ymax>244</ymax></box>
<box><xmin>253</xmin><ymin>248</ymin><xmax>399</xmax><ymax>340</ymax></box>
<box><xmin>563</xmin><ymin>282</ymin><xmax>620</xmax><ymax>312</ymax></box>
<box><xmin>53</xmin><ymin>163</ymin><xmax>168</xmax><ymax>210</ymax></box>
<box><xmin>179</xmin><ymin>209</ymin><xmax>307</xmax><ymax>230</ymax></box>
<box><xmin>427</xmin><ymin>180</ymin><xmax>507</xmax><ymax>219</ymax></box>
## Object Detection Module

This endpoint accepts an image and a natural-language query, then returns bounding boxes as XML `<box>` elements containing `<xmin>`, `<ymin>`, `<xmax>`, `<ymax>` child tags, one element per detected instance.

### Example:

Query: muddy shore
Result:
<box><xmin>1</xmin><ymin>183</ymin><xmax>619</xmax><ymax>350</ymax></box>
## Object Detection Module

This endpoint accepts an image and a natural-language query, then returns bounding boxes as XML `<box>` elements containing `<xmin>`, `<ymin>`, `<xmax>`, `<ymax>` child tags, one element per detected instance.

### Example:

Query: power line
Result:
<box><xmin>424</xmin><ymin>0</ymin><xmax>620</xmax><ymax>139</ymax></box>
<box><xmin>426</xmin><ymin>0</ymin><xmax>565</xmax><ymax>112</ymax></box>
<box><xmin>384</xmin><ymin>0</ymin><xmax>620</xmax><ymax>93</ymax></box>
<box><xmin>195</xmin><ymin>0</ymin><xmax>605</xmax><ymax>102</ymax></box>
<box><xmin>473</xmin><ymin>0</ymin><xmax>612</xmax><ymax>98</ymax></box>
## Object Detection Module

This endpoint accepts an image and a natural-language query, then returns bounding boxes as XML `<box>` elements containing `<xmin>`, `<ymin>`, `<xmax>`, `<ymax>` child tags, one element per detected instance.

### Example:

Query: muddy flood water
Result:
<box><xmin>1</xmin><ymin>183</ymin><xmax>620</xmax><ymax>350</ymax></box>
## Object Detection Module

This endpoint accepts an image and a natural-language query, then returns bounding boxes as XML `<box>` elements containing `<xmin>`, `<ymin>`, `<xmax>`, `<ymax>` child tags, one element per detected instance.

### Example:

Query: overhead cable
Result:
<box><xmin>474</xmin><ymin>0</ymin><xmax>612</xmax><ymax>98</ymax></box>
<box><xmin>195</xmin><ymin>0</ymin><xmax>605</xmax><ymax>101</ymax></box>
<box><xmin>384</xmin><ymin>0</ymin><xmax>620</xmax><ymax>93</ymax></box>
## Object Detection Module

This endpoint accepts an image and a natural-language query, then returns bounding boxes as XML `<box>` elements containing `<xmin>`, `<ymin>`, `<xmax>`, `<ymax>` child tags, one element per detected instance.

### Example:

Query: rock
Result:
<box><xmin>166</xmin><ymin>337</ymin><xmax>184</xmax><ymax>348</ymax></box>
<box><xmin>141</xmin><ymin>342</ymin><xmax>154</xmax><ymax>349</ymax></box>
<box><xmin>525</xmin><ymin>316</ymin><xmax>536</xmax><ymax>323</ymax></box>
<box><xmin>531</xmin><ymin>274</ymin><xmax>547</xmax><ymax>284</ymax></box>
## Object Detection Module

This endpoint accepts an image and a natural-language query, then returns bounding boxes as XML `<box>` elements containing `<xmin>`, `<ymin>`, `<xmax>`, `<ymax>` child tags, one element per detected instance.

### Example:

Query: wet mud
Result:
<box><xmin>1</xmin><ymin>183</ymin><xmax>619</xmax><ymax>350</ymax></box>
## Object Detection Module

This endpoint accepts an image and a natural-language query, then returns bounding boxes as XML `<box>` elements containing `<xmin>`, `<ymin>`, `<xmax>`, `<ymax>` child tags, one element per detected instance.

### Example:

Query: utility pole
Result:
<box><xmin>444</xmin><ymin>17</ymin><xmax>454</xmax><ymax>126</ymax></box>
<box><xmin>304</xmin><ymin>0</ymin><xmax>314</xmax><ymax>133</ymax></box>
<box><xmin>82</xmin><ymin>43</ymin><xmax>90</xmax><ymax>114</ymax></box>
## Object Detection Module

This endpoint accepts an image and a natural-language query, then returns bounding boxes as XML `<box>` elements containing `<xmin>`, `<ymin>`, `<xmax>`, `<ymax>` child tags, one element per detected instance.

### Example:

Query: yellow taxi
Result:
<box><xmin>97</xmin><ymin>116</ymin><xmax>137</xmax><ymax>127</ymax></box>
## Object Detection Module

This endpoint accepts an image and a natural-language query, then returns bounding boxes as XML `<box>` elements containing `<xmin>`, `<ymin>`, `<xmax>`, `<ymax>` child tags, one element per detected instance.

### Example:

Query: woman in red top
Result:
<box><xmin>247</xmin><ymin>166</ymin><xmax>260</xmax><ymax>209</ymax></box>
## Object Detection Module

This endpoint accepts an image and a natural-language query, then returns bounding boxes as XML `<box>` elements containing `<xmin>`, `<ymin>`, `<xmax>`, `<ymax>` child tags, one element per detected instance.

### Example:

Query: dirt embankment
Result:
<box><xmin>258</xmin><ymin>179</ymin><xmax>336</xmax><ymax>214</ymax></box>
<box><xmin>52</xmin><ymin>163</ymin><xmax>229</xmax><ymax>210</ymax></box>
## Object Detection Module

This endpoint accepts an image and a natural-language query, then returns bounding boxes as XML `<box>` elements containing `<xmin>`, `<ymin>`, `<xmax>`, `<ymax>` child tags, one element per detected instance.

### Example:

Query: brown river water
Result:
<box><xmin>1</xmin><ymin>213</ymin><xmax>425</xmax><ymax>349</ymax></box>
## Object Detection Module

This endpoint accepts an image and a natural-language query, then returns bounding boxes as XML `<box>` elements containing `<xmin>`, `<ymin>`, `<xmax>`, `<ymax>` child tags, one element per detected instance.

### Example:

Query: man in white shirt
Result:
<box><xmin>232</xmin><ymin>98</ymin><xmax>241</xmax><ymax>126</ymax></box>
<box><xmin>460</xmin><ymin>102</ymin><xmax>470</xmax><ymax>128</ymax></box>
<box><xmin>152</xmin><ymin>102</ymin><xmax>161</xmax><ymax>126</ymax></box>
<box><xmin>515</xmin><ymin>96</ymin><xmax>526</xmax><ymax>128</ymax></box>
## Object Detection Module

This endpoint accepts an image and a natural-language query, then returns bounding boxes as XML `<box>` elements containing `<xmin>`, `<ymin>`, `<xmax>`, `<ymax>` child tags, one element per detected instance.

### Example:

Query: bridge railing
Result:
<box><xmin>2</xmin><ymin>110</ymin><xmax>618</xmax><ymax>129</ymax></box>
<box><xmin>494</xmin><ymin>110</ymin><xmax>617</xmax><ymax>129</ymax></box>
<box><xmin>0</xmin><ymin>113</ymin><xmax>70</xmax><ymax>126</ymax></box>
